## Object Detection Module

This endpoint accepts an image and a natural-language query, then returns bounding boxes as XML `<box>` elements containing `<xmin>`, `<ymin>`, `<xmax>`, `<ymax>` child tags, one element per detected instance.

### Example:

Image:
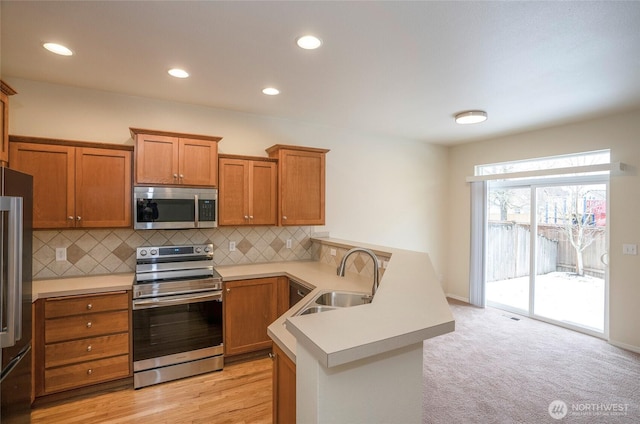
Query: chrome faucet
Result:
<box><xmin>337</xmin><ymin>247</ymin><xmax>380</xmax><ymax>299</ymax></box>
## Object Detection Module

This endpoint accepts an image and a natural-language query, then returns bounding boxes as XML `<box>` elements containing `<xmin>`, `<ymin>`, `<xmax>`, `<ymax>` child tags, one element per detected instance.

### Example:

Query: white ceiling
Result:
<box><xmin>2</xmin><ymin>1</ymin><xmax>640</xmax><ymax>145</ymax></box>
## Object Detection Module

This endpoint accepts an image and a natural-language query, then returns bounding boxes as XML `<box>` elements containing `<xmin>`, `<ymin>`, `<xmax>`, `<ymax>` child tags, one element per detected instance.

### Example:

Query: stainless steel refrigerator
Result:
<box><xmin>0</xmin><ymin>167</ymin><xmax>33</xmax><ymax>423</ymax></box>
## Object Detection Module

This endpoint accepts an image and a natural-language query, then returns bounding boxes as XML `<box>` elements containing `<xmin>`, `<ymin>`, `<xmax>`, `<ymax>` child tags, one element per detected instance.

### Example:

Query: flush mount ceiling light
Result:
<box><xmin>455</xmin><ymin>110</ymin><xmax>488</xmax><ymax>124</ymax></box>
<box><xmin>296</xmin><ymin>35</ymin><xmax>322</xmax><ymax>50</ymax></box>
<box><xmin>43</xmin><ymin>42</ymin><xmax>73</xmax><ymax>56</ymax></box>
<box><xmin>262</xmin><ymin>87</ymin><xmax>280</xmax><ymax>96</ymax></box>
<box><xmin>168</xmin><ymin>68</ymin><xmax>189</xmax><ymax>78</ymax></box>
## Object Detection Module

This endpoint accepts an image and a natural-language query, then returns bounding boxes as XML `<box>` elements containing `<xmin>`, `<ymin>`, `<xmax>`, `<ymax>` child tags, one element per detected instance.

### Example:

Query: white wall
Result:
<box><xmin>6</xmin><ymin>77</ymin><xmax>449</xmax><ymax>276</ymax></box>
<box><xmin>446</xmin><ymin>109</ymin><xmax>640</xmax><ymax>351</ymax></box>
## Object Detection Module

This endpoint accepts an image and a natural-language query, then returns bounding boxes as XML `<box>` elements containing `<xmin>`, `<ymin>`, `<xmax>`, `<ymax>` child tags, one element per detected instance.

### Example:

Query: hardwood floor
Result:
<box><xmin>31</xmin><ymin>358</ymin><xmax>273</xmax><ymax>424</ymax></box>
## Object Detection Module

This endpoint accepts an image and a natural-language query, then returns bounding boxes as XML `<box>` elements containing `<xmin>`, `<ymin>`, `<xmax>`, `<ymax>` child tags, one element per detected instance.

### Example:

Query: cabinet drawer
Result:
<box><xmin>45</xmin><ymin>310</ymin><xmax>129</xmax><ymax>343</ymax></box>
<box><xmin>45</xmin><ymin>333</ymin><xmax>130</xmax><ymax>368</ymax></box>
<box><xmin>44</xmin><ymin>355</ymin><xmax>130</xmax><ymax>394</ymax></box>
<box><xmin>45</xmin><ymin>291</ymin><xmax>129</xmax><ymax>318</ymax></box>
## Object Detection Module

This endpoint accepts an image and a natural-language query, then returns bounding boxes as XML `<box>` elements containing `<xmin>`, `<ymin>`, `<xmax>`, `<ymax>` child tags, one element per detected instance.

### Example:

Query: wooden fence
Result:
<box><xmin>486</xmin><ymin>222</ymin><xmax>606</xmax><ymax>282</ymax></box>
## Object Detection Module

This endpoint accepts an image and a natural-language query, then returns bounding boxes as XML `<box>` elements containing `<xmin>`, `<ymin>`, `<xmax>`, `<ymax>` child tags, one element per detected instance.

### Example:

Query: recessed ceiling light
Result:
<box><xmin>262</xmin><ymin>87</ymin><xmax>280</xmax><ymax>96</ymax></box>
<box><xmin>455</xmin><ymin>110</ymin><xmax>488</xmax><ymax>124</ymax></box>
<box><xmin>43</xmin><ymin>42</ymin><xmax>73</xmax><ymax>56</ymax></box>
<box><xmin>168</xmin><ymin>68</ymin><xmax>189</xmax><ymax>78</ymax></box>
<box><xmin>296</xmin><ymin>35</ymin><xmax>322</xmax><ymax>50</ymax></box>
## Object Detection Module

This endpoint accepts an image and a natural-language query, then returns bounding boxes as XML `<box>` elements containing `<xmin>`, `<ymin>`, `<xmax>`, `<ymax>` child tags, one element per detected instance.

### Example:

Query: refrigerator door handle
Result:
<box><xmin>0</xmin><ymin>343</ymin><xmax>30</xmax><ymax>383</ymax></box>
<box><xmin>0</xmin><ymin>196</ymin><xmax>23</xmax><ymax>348</ymax></box>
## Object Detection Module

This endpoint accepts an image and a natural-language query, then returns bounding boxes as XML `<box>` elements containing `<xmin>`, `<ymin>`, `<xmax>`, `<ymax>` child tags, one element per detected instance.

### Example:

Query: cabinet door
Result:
<box><xmin>218</xmin><ymin>158</ymin><xmax>249</xmax><ymax>225</ymax></box>
<box><xmin>273</xmin><ymin>343</ymin><xmax>296</xmax><ymax>424</ymax></box>
<box><xmin>9</xmin><ymin>142</ymin><xmax>75</xmax><ymax>228</ymax></box>
<box><xmin>224</xmin><ymin>278</ymin><xmax>278</xmax><ymax>356</ymax></box>
<box><xmin>279</xmin><ymin>149</ymin><xmax>326</xmax><ymax>226</ymax></box>
<box><xmin>135</xmin><ymin>134</ymin><xmax>179</xmax><ymax>185</ymax></box>
<box><xmin>179</xmin><ymin>138</ymin><xmax>218</xmax><ymax>187</ymax></box>
<box><xmin>250</xmin><ymin>160</ymin><xmax>277</xmax><ymax>225</ymax></box>
<box><xmin>76</xmin><ymin>148</ymin><xmax>132</xmax><ymax>227</ymax></box>
<box><xmin>0</xmin><ymin>91</ymin><xmax>8</xmax><ymax>165</ymax></box>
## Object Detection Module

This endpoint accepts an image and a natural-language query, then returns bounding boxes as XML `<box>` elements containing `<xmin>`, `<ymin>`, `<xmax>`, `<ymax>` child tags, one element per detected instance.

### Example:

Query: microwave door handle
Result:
<box><xmin>0</xmin><ymin>196</ymin><xmax>23</xmax><ymax>348</ymax></box>
<box><xmin>194</xmin><ymin>194</ymin><xmax>199</xmax><ymax>227</ymax></box>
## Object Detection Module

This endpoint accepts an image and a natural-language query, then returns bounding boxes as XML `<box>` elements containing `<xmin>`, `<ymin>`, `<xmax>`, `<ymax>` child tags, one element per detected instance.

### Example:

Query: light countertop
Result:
<box><xmin>31</xmin><ymin>237</ymin><xmax>455</xmax><ymax>370</ymax></box>
<box><xmin>32</xmin><ymin>273</ymin><xmax>135</xmax><ymax>301</ymax></box>
<box><xmin>219</xmin><ymin>238</ymin><xmax>456</xmax><ymax>368</ymax></box>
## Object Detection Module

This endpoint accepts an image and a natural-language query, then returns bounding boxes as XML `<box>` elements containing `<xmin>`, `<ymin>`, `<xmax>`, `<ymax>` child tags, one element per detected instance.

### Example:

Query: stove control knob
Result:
<box><xmin>195</xmin><ymin>247</ymin><xmax>202</xmax><ymax>253</ymax></box>
<box><xmin>150</xmin><ymin>249</ymin><xmax>158</xmax><ymax>256</ymax></box>
<box><xmin>204</xmin><ymin>246</ymin><xmax>212</xmax><ymax>253</ymax></box>
<box><xmin>139</xmin><ymin>250</ymin><xmax>147</xmax><ymax>256</ymax></box>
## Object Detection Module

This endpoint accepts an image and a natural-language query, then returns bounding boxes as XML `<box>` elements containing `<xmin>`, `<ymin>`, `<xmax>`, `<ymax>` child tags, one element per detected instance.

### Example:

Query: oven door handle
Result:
<box><xmin>133</xmin><ymin>292</ymin><xmax>222</xmax><ymax>310</ymax></box>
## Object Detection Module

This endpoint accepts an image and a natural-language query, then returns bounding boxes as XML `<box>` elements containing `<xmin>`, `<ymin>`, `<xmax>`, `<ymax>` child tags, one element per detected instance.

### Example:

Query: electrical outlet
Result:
<box><xmin>330</xmin><ymin>248</ymin><xmax>337</xmax><ymax>257</ymax></box>
<box><xmin>623</xmin><ymin>244</ymin><xmax>637</xmax><ymax>255</ymax></box>
<box><xmin>55</xmin><ymin>247</ymin><xmax>67</xmax><ymax>262</ymax></box>
<box><xmin>286</xmin><ymin>239</ymin><xmax>292</xmax><ymax>249</ymax></box>
<box><xmin>229</xmin><ymin>241</ymin><xmax>236</xmax><ymax>252</ymax></box>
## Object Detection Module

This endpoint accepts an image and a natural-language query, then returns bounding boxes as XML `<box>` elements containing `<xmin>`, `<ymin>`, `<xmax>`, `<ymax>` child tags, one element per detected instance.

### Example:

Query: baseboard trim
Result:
<box><xmin>608</xmin><ymin>339</ymin><xmax>640</xmax><ymax>354</ymax></box>
<box><xmin>446</xmin><ymin>293</ymin><xmax>469</xmax><ymax>303</ymax></box>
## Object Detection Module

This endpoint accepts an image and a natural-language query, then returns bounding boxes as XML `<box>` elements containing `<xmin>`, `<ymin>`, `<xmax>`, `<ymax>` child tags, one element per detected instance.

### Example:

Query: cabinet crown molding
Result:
<box><xmin>266</xmin><ymin>144</ymin><xmax>330</xmax><ymax>155</ymax></box>
<box><xmin>1</xmin><ymin>80</ymin><xmax>17</xmax><ymax>96</ymax></box>
<box><xmin>130</xmin><ymin>127</ymin><xmax>222</xmax><ymax>143</ymax></box>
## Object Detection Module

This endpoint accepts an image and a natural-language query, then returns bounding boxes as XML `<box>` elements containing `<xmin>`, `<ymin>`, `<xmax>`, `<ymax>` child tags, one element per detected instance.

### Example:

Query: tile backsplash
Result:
<box><xmin>33</xmin><ymin>226</ymin><xmax>315</xmax><ymax>280</ymax></box>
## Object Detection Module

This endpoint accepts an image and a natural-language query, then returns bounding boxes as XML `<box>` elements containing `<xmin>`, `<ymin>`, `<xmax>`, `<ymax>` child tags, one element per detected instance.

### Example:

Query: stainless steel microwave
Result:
<box><xmin>134</xmin><ymin>186</ymin><xmax>217</xmax><ymax>230</ymax></box>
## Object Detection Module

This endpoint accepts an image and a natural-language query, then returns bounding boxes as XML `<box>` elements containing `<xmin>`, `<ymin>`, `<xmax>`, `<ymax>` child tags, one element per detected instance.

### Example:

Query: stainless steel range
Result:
<box><xmin>132</xmin><ymin>244</ymin><xmax>223</xmax><ymax>389</ymax></box>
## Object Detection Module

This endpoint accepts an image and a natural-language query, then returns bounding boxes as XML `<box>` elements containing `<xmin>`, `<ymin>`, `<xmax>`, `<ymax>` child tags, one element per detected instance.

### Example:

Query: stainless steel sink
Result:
<box><xmin>294</xmin><ymin>290</ymin><xmax>370</xmax><ymax>316</ymax></box>
<box><xmin>299</xmin><ymin>306</ymin><xmax>336</xmax><ymax>315</ymax></box>
<box><xmin>314</xmin><ymin>291</ymin><xmax>371</xmax><ymax>307</ymax></box>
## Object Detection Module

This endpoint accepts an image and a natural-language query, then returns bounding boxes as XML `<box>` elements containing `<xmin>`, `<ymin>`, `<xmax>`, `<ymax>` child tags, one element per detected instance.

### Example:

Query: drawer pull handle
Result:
<box><xmin>87</xmin><ymin>303</ymin><xmax>93</xmax><ymax>310</ymax></box>
<box><xmin>87</xmin><ymin>345</ymin><xmax>92</xmax><ymax>352</ymax></box>
<box><xmin>86</xmin><ymin>322</ymin><xmax>92</xmax><ymax>328</ymax></box>
<box><xmin>87</xmin><ymin>369</ymin><xmax>93</xmax><ymax>375</ymax></box>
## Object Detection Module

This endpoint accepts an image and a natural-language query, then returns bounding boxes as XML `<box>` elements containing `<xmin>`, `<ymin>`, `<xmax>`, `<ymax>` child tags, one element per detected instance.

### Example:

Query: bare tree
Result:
<box><xmin>556</xmin><ymin>186</ymin><xmax>605</xmax><ymax>276</ymax></box>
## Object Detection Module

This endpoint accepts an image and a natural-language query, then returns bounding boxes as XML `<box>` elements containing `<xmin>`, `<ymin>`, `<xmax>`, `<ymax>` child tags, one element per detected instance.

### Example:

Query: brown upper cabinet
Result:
<box><xmin>9</xmin><ymin>136</ymin><xmax>132</xmax><ymax>229</ymax></box>
<box><xmin>1</xmin><ymin>80</ymin><xmax>17</xmax><ymax>166</ymax></box>
<box><xmin>218</xmin><ymin>154</ymin><xmax>277</xmax><ymax>226</ymax></box>
<box><xmin>266</xmin><ymin>145</ymin><xmax>330</xmax><ymax>226</ymax></box>
<box><xmin>130</xmin><ymin>128</ymin><xmax>222</xmax><ymax>187</ymax></box>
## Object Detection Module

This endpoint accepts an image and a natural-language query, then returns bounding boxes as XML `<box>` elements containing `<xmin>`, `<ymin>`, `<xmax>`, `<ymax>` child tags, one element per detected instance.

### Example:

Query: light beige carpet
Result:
<box><xmin>422</xmin><ymin>299</ymin><xmax>640</xmax><ymax>423</ymax></box>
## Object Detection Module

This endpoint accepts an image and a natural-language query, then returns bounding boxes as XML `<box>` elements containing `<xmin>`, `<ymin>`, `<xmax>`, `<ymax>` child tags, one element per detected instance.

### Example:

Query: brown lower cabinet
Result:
<box><xmin>272</xmin><ymin>343</ymin><xmax>296</xmax><ymax>424</ymax></box>
<box><xmin>33</xmin><ymin>291</ymin><xmax>132</xmax><ymax>397</ymax></box>
<box><xmin>223</xmin><ymin>277</ymin><xmax>278</xmax><ymax>357</ymax></box>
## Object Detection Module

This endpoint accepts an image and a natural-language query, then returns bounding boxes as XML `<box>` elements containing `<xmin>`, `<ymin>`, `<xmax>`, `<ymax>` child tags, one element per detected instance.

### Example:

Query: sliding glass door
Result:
<box><xmin>486</xmin><ymin>177</ymin><xmax>608</xmax><ymax>336</ymax></box>
<box><xmin>485</xmin><ymin>186</ymin><xmax>531</xmax><ymax>314</ymax></box>
<box><xmin>533</xmin><ymin>182</ymin><xmax>607</xmax><ymax>332</ymax></box>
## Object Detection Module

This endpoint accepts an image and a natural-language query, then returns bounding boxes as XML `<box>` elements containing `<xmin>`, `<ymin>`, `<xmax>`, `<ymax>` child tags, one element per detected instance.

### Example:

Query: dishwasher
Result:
<box><xmin>289</xmin><ymin>279</ymin><xmax>311</xmax><ymax>308</ymax></box>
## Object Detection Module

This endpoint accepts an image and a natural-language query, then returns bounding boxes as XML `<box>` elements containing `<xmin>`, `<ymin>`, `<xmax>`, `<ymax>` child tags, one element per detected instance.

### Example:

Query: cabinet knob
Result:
<box><xmin>68</xmin><ymin>216</ymin><xmax>74</xmax><ymax>220</ymax></box>
<box><xmin>173</xmin><ymin>174</ymin><xmax>178</xmax><ymax>179</ymax></box>
<box><xmin>87</xmin><ymin>369</ymin><xmax>93</xmax><ymax>375</ymax></box>
<box><xmin>179</xmin><ymin>174</ymin><xmax>184</xmax><ymax>179</ymax></box>
<box><xmin>86</xmin><ymin>321</ymin><xmax>92</xmax><ymax>328</ymax></box>
<box><xmin>249</xmin><ymin>215</ymin><xmax>254</xmax><ymax>219</ymax></box>
<box><xmin>77</xmin><ymin>216</ymin><xmax>82</xmax><ymax>221</ymax></box>
<box><xmin>244</xmin><ymin>215</ymin><xmax>249</xmax><ymax>219</ymax></box>
<box><xmin>87</xmin><ymin>303</ymin><xmax>93</xmax><ymax>310</ymax></box>
<box><xmin>226</xmin><ymin>288</ymin><xmax>231</xmax><ymax>293</ymax></box>
<box><xmin>283</xmin><ymin>215</ymin><xmax>287</xmax><ymax>220</ymax></box>
<box><xmin>87</xmin><ymin>345</ymin><xmax>92</xmax><ymax>352</ymax></box>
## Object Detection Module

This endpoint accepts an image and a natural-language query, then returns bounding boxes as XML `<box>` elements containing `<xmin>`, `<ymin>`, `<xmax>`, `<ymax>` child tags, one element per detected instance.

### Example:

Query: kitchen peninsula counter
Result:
<box><xmin>217</xmin><ymin>237</ymin><xmax>455</xmax><ymax>366</ymax></box>
<box><xmin>219</xmin><ymin>237</ymin><xmax>455</xmax><ymax>423</ymax></box>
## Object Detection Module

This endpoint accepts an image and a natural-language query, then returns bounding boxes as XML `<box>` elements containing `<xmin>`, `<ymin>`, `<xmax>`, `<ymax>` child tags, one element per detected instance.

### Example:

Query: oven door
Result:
<box><xmin>133</xmin><ymin>291</ymin><xmax>223</xmax><ymax>363</ymax></box>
